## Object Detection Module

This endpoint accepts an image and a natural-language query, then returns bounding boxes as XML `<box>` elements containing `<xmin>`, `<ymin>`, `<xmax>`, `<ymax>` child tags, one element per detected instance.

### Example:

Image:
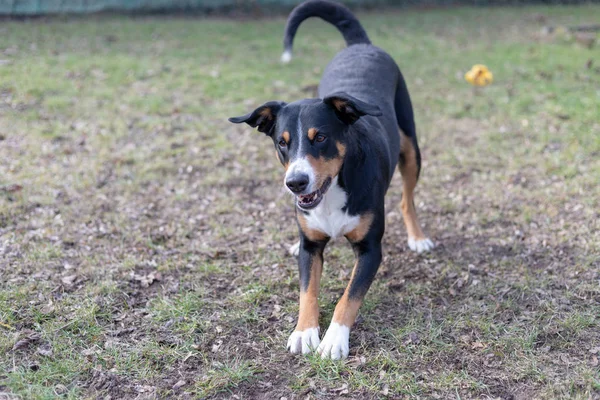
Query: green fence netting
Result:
<box><xmin>2</xmin><ymin>0</ymin><xmax>326</xmax><ymax>15</ymax></box>
<box><xmin>0</xmin><ymin>0</ymin><xmax>596</xmax><ymax>15</ymax></box>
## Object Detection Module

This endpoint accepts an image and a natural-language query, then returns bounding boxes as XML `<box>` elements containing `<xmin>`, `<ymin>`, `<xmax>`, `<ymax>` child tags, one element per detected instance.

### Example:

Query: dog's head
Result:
<box><xmin>229</xmin><ymin>92</ymin><xmax>381</xmax><ymax>210</ymax></box>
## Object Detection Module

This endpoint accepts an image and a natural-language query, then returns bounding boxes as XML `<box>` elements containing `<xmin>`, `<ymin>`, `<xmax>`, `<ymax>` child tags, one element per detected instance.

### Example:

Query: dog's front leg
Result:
<box><xmin>287</xmin><ymin>235</ymin><xmax>328</xmax><ymax>355</ymax></box>
<box><xmin>317</xmin><ymin>233</ymin><xmax>382</xmax><ymax>360</ymax></box>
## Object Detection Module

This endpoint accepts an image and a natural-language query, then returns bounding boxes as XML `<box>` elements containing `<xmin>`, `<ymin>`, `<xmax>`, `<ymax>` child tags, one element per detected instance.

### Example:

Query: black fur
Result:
<box><xmin>228</xmin><ymin>101</ymin><xmax>286</xmax><ymax>135</ymax></box>
<box><xmin>298</xmin><ymin>236</ymin><xmax>328</xmax><ymax>292</ymax></box>
<box><xmin>282</xmin><ymin>0</ymin><xmax>370</xmax><ymax>56</ymax></box>
<box><xmin>323</xmin><ymin>92</ymin><xmax>382</xmax><ymax>125</ymax></box>
<box><xmin>230</xmin><ymin>0</ymin><xmax>425</xmax><ymax>344</ymax></box>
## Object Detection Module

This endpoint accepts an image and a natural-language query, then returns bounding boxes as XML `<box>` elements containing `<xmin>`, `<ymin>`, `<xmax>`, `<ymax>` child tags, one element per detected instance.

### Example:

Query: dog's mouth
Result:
<box><xmin>296</xmin><ymin>177</ymin><xmax>332</xmax><ymax>210</ymax></box>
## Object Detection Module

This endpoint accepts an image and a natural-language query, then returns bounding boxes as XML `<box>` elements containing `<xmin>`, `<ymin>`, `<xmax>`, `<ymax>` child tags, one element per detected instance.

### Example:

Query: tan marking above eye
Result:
<box><xmin>282</xmin><ymin>131</ymin><xmax>290</xmax><ymax>144</ymax></box>
<box><xmin>307</xmin><ymin>128</ymin><xmax>318</xmax><ymax>141</ymax></box>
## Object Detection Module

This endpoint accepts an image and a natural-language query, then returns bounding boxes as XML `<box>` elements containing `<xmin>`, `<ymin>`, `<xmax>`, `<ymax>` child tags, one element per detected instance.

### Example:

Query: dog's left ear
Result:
<box><xmin>228</xmin><ymin>101</ymin><xmax>286</xmax><ymax>135</ymax></box>
<box><xmin>323</xmin><ymin>92</ymin><xmax>382</xmax><ymax>125</ymax></box>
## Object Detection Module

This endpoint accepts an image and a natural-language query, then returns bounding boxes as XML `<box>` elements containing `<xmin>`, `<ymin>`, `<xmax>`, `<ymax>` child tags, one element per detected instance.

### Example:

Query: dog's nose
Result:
<box><xmin>286</xmin><ymin>174</ymin><xmax>309</xmax><ymax>193</ymax></box>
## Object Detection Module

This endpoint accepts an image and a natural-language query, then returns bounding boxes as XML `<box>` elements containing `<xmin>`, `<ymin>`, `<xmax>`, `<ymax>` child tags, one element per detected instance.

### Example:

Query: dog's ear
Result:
<box><xmin>323</xmin><ymin>92</ymin><xmax>382</xmax><ymax>125</ymax></box>
<box><xmin>228</xmin><ymin>101</ymin><xmax>286</xmax><ymax>135</ymax></box>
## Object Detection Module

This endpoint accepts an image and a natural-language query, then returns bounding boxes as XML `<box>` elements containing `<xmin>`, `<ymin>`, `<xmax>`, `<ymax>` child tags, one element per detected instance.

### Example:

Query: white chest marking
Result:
<box><xmin>303</xmin><ymin>177</ymin><xmax>359</xmax><ymax>239</ymax></box>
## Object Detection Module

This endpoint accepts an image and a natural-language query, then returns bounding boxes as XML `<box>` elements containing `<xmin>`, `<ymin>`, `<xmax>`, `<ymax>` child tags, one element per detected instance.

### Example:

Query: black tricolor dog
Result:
<box><xmin>229</xmin><ymin>0</ymin><xmax>434</xmax><ymax>359</ymax></box>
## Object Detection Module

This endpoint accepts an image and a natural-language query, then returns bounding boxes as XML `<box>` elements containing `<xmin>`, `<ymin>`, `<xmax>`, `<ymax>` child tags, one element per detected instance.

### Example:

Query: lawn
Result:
<box><xmin>1</xmin><ymin>5</ymin><xmax>599</xmax><ymax>399</ymax></box>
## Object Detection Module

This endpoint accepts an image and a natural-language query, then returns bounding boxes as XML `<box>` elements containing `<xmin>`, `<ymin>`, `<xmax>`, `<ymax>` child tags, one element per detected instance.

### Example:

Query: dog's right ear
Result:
<box><xmin>323</xmin><ymin>92</ymin><xmax>382</xmax><ymax>125</ymax></box>
<box><xmin>228</xmin><ymin>101</ymin><xmax>286</xmax><ymax>135</ymax></box>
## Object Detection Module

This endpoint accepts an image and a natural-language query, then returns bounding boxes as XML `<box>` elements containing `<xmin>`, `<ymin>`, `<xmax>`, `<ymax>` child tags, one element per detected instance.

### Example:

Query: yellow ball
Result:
<box><xmin>465</xmin><ymin>64</ymin><xmax>493</xmax><ymax>86</ymax></box>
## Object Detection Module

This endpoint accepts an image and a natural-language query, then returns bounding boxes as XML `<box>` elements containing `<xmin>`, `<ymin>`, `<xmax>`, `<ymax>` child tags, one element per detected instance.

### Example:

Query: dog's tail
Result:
<box><xmin>281</xmin><ymin>0</ymin><xmax>371</xmax><ymax>63</ymax></box>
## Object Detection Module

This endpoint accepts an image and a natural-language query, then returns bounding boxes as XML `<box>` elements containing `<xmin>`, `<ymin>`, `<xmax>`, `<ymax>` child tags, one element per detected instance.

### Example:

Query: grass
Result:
<box><xmin>1</xmin><ymin>4</ymin><xmax>599</xmax><ymax>399</ymax></box>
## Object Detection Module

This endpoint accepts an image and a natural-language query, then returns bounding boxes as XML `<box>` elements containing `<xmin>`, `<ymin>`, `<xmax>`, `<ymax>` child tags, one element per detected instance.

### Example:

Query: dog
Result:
<box><xmin>229</xmin><ymin>0</ymin><xmax>434</xmax><ymax>359</ymax></box>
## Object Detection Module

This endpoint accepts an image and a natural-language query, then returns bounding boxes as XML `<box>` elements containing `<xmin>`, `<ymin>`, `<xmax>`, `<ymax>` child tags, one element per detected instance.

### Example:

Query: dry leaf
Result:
<box><xmin>132</xmin><ymin>271</ymin><xmax>161</xmax><ymax>288</ymax></box>
<box><xmin>405</xmin><ymin>331</ymin><xmax>420</xmax><ymax>345</ymax></box>
<box><xmin>381</xmin><ymin>384</ymin><xmax>389</xmax><ymax>396</ymax></box>
<box><xmin>460</xmin><ymin>334</ymin><xmax>472</xmax><ymax>344</ymax></box>
<box><xmin>348</xmin><ymin>355</ymin><xmax>367</xmax><ymax>367</ymax></box>
<box><xmin>82</xmin><ymin>348</ymin><xmax>96</xmax><ymax>356</ymax></box>
<box><xmin>61</xmin><ymin>275</ymin><xmax>77</xmax><ymax>286</ymax></box>
<box><xmin>332</xmin><ymin>383</ymin><xmax>349</xmax><ymax>395</ymax></box>
<box><xmin>173</xmin><ymin>380</ymin><xmax>186</xmax><ymax>390</ymax></box>
<box><xmin>40</xmin><ymin>301</ymin><xmax>55</xmax><ymax>315</ymax></box>
<box><xmin>54</xmin><ymin>384</ymin><xmax>68</xmax><ymax>395</ymax></box>
<box><xmin>134</xmin><ymin>385</ymin><xmax>154</xmax><ymax>393</ymax></box>
<box><xmin>211</xmin><ymin>339</ymin><xmax>223</xmax><ymax>352</ymax></box>
<box><xmin>270</xmin><ymin>304</ymin><xmax>282</xmax><ymax>320</ymax></box>
<box><xmin>13</xmin><ymin>331</ymin><xmax>41</xmax><ymax>351</ymax></box>
<box><xmin>38</xmin><ymin>344</ymin><xmax>53</xmax><ymax>357</ymax></box>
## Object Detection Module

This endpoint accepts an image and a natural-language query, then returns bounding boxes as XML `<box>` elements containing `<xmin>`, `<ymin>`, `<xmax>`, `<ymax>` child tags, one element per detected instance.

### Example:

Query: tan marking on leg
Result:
<box><xmin>345</xmin><ymin>213</ymin><xmax>373</xmax><ymax>243</ymax></box>
<box><xmin>306</xmin><ymin>142</ymin><xmax>346</xmax><ymax>187</ymax></box>
<box><xmin>332</xmin><ymin>261</ymin><xmax>362</xmax><ymax>327</ymax></box>
<box><xmin>399</xmin><ymin>133</ymin><xmax>427</xmax><ymax>241</ymax></box>
<box><xmin>282</xmin><ymin>130</ymin><xmax>290</xmax><ymax>144</ymax></box>
<box><xmin>296</xmin><ymin>254</ymin><xmax>322</xmax><ymax>331</ymax></box>
<box><xmin>297</xmin><ymin>213</ymin><xmax>328</xmax><ymax>242</ymax></box>
<box><xmin>332</xmin><ymin>296</ymin><xmax>362</xmax><ymax>327</ymax></box>
<box><xmin>307</xmin><ymin>128</ymin><xmax>318</xmax><ymax>141</ymax></box>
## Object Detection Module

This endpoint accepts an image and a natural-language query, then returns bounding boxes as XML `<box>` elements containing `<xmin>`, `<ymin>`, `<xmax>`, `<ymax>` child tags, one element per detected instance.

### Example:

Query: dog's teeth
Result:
<box><xmin>297</xmin><ymin>191</ymin><xmax>321</xmax><ymax>207</ymax></box>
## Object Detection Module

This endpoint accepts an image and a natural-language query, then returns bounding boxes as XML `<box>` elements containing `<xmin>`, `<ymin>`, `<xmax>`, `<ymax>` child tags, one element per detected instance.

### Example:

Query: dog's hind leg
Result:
<box><xmin>395</xmin><ymin>80</ymin><xmax>434</xmax><ymax>253</ymax></box>
<box><xmin>399</xmin><ymin>133</ymin><xmax>434</xmax><ymax>253</ymax></box>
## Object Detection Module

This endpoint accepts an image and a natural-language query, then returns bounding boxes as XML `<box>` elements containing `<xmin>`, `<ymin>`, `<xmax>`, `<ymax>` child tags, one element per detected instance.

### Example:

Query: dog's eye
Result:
<box><xmin>278</xmin><ymin>139</ymin><xmax>287</xmax><ymax>148</ymax></box>
<box><xmin>315</xmin><ymin>134</ymin><xmax>327</xmax><ymax>143</ymax></box>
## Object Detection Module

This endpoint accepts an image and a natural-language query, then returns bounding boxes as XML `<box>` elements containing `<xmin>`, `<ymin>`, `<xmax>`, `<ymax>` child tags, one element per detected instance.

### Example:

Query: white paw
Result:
<box><xmin>280</xmin><ymin>50</ymin><xmax>292</xmax><ymax>64</ymax></box>
<box><xmin>287</xmin><ymin>327</ymin><xmax>320</xmax><ymax>355</ymax></box>
<box><xmin>316</xmin><ymin>322</ymin><xmax>350</xmax><ymax>360</ymax></box>
<box><xmin>289</xmin><ymin>241</ymin><xmax>300</xmax><ymax>257</ymax></box>
<box><xmin>408</xmin><ymin>237</ymin><xmax>435</xmax><ymax>253</ymax></box>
